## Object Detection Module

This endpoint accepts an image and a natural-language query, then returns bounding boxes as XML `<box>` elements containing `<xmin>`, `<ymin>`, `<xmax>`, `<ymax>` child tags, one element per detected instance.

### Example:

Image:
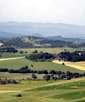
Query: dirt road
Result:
<box><xmin>0</xmin><ymin>56</ymin><xmax>25</xmax><ymax>61</ymax></box>
<box><xmin>0</xmin><ymin>90</ymin><xmax>21</xmax><ymax>93</ymax></box>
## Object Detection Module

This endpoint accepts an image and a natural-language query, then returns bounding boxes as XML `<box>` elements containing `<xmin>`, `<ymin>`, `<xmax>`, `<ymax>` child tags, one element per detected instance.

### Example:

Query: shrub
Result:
<box><xmin>32</xmin><ymin>73</ymin><xmax>37</xmax><ymax>80</ymax></box>
<box><xmin>16</xmin><ymin>93</ymin><xmax>22</xmax><ymax>97</ymax></box>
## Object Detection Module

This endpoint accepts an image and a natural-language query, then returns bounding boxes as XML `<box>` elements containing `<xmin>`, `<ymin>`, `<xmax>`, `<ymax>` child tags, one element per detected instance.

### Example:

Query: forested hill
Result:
<box><xmin>0</xmin><ymin>36</ymin><xmax>84</xmax><ymax>48</ymax></box>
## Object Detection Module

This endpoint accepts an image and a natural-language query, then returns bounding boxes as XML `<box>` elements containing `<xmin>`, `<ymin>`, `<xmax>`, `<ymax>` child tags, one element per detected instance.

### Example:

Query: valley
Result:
<box><xmin>0</xmin><ymin>0</ymin><xmax>85</xmax><ymax>101</ymax></box>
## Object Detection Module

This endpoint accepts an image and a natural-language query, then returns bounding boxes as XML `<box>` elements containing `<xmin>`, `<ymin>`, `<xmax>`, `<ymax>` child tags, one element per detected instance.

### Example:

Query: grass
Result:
<box><xmin>24</xmin><ymin>78</ymin><xmax>85</xmax><ymax>102</ymax></box>
<box><xmin>0</xmin><ymin>78</ymin><xmax>85</xmax><ymax>102</ymax></box>
<box><xmin>0</xmin><ymin>48</ymin><xmax>84</xmax><ymax>102</ymax></box>
<box><xmin>0</xmin><ymin>57</ymin><xmax>83</xmax><ymax>72</ymax></box>
<box><xmin>0</xmin><ymin>52</ymin><xmax>26</xmax><ymax>58</ymax></box>
<box><xmin>19</xmin><ymin>47</ymin><xmax>78</xmax><ymax>54</ymax></box>
<box><xmin>53</xmin><ymin>60</ymin><xmax>85</xmax><ymax>71</ymax></box>
<box><xmin>52</xmin><ymin>91</ymin><xmax>85</xmax><ymax>100</ymax></box>
<box><xmin>0</xmin><ymin>80</ymin><xmax>54</xmax><ymax>91</ymax></box>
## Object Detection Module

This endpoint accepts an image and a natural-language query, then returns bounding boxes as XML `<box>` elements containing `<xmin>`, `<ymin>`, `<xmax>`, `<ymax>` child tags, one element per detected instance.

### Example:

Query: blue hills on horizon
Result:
<box><xmin>0</xmin><ymin>22</ymin><xmax>85</xmax><ymax>39</ymax></box>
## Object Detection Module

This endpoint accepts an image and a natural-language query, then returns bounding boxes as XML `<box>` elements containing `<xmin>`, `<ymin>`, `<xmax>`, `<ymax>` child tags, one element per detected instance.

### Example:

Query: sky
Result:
<box><xmin>0</xmin><ymin>0</ymin><xmax>85</xmax><ymax>25</ymax></box>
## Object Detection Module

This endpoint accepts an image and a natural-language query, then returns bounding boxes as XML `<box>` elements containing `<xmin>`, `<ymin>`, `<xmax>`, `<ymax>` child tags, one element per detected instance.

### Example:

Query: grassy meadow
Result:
<box><xmin>0</xmin><ymin>57</ymin><xmax>83</xmax><ymax>73</ymax></box>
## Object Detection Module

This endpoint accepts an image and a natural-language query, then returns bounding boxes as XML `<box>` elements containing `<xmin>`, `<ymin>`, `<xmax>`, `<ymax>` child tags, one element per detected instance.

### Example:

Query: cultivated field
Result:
<box><xmin>53</xmin><ymin>60</ymin><xmax>85</xmax><ymax>71</ymax></box>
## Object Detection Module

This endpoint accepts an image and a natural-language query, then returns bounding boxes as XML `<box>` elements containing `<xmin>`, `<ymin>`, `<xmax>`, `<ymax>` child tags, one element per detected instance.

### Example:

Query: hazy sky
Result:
<box><xmin>0</xmin><ymin>0</ymin><xmax>85</xmax><ymax>25</ymax></box>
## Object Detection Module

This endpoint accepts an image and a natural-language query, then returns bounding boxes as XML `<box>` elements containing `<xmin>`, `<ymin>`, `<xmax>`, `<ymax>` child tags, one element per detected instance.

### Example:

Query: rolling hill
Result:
<box><xmin>0</xmin><ymin>35</ymin><xmax>85</xmax><ymax>48</ymax></box>
<box><xmin>2</xmin><ymin>36</ymin><xmax>74</xmax><ymax>48</ymax></box>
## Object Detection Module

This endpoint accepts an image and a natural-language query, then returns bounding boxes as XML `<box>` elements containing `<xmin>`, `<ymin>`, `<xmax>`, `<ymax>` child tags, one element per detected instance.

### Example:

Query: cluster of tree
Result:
<box><xmin>26</xmin><ymin>52</ymin><xmax>56</xmax><ymax>61</ymax></box>
<box><xmin>0</xmin><ymin>66</ymin><xmax>30</xmax><ymax>73</ymax></box>
<box><xmin>26</xmin><ymin>50</ymin><xmax>85</xmax><ymax>62</ymax></box>
<box><xmin>0</xmin><ymin>66</ymin><xmax>85</xmax><ymax>81</ymax></box>
<box><xmin>57</xmin><ymin>51</ymin><xmax>85</xmax><ymax>62</ymax></box>
<box><xmin>0</xmin><ymin>46</ymin><xmax>18</xmax><ymax>53</ymax></box>
<box><xmin>19</xmin><ymin>50</ymin><xmax>28</xmax><ymax>54</ymax></box>
<box><xmin>0</xmin><ymin>79</ymin><xmax>19</xmax><ymax>84</ymax></box>
<box><xmin>43</xmin><ymin>71</ymin><xmax>85</xmax><ymax>81</ymax></box>
<box><xmin>39</xmin><ymin>39</ymin><xmax>81</xmax><ymax>48</ymax></box>
<box><xmin>31</xmin><ymin>70</ymin><xmax>85</xmax><ymax>81</ymax></box>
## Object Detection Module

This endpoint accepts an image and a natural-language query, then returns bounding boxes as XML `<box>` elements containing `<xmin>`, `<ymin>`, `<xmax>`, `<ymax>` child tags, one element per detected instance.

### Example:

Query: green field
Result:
<box><xmin>0</xmin><ymin>47</ymin><xmax>85</xmax><ymax>102</ymax></box>
<box><xmin>0</xmin><ymin>52</ymin><xmax>26</xmax><ymax>58</ymax></box>
<box><xmin>0</xmin><ymin>78</ymin><xmax>85</xmax><ymax>102</ymax></box>
<box><xmin>0</xmin><ymin>57</ymin><xmax>83</xmax><ymax>73</ymax></box>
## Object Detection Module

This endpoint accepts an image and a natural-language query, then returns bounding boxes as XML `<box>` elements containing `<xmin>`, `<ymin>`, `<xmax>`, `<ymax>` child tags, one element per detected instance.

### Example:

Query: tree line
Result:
<box><xmin>0</xmin><ymin>66</ymin><xmax>85</xmax><ymax>81</ymax></box>
<box><xmin>25</xmin><ymin>50</ymin><xmax>85</xmax><ymax>62</ymax></box>
<box><xmin>26</xmin><ymin>51</ymin><xmax>56</xmax><ymax>61</ymax></box>
<box><xmin>57</xmin><ymin>51</ymin><xmax>85</xmax><ymax>62</ymax></box>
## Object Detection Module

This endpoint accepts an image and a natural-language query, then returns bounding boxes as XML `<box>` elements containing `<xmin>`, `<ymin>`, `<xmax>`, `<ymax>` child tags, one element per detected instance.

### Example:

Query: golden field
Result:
<box><xmin>53</xmin><ymin>60</ymin><xmax>85</xmax><ymax>71</ymax></box>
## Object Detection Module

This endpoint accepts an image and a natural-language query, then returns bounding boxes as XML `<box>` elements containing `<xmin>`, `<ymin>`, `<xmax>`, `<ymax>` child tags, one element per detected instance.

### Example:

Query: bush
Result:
<box><xmin>19</xmin><ymin>51</ymin><xmax>24</xmax><ymax>54</ymax></box>
<box><xmin>43</xmin><ymin>74</ymin><xmax>50</xmax><ymax>81</ymax></box>
<box><xmin>33</xmin><ymin>50</ymin><xmax>38</xmax><ymax>53</ymax></box>
<box><xmin>32</xmin><ymin>73</ymin><xmax>37</xmax><ymax>80</ymax></box>
<box><xmin>16</xmin><ymin>93</ymin><xmax>22</xmax><ymax>97</ymax></box>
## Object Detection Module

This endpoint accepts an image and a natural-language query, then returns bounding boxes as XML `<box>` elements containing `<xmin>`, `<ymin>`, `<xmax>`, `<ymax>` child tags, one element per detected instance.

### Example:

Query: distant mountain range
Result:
<box><xmin>0</xmin><ymin>22</ymin><xmax>85</xmax><ymax>38</ymax></box>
